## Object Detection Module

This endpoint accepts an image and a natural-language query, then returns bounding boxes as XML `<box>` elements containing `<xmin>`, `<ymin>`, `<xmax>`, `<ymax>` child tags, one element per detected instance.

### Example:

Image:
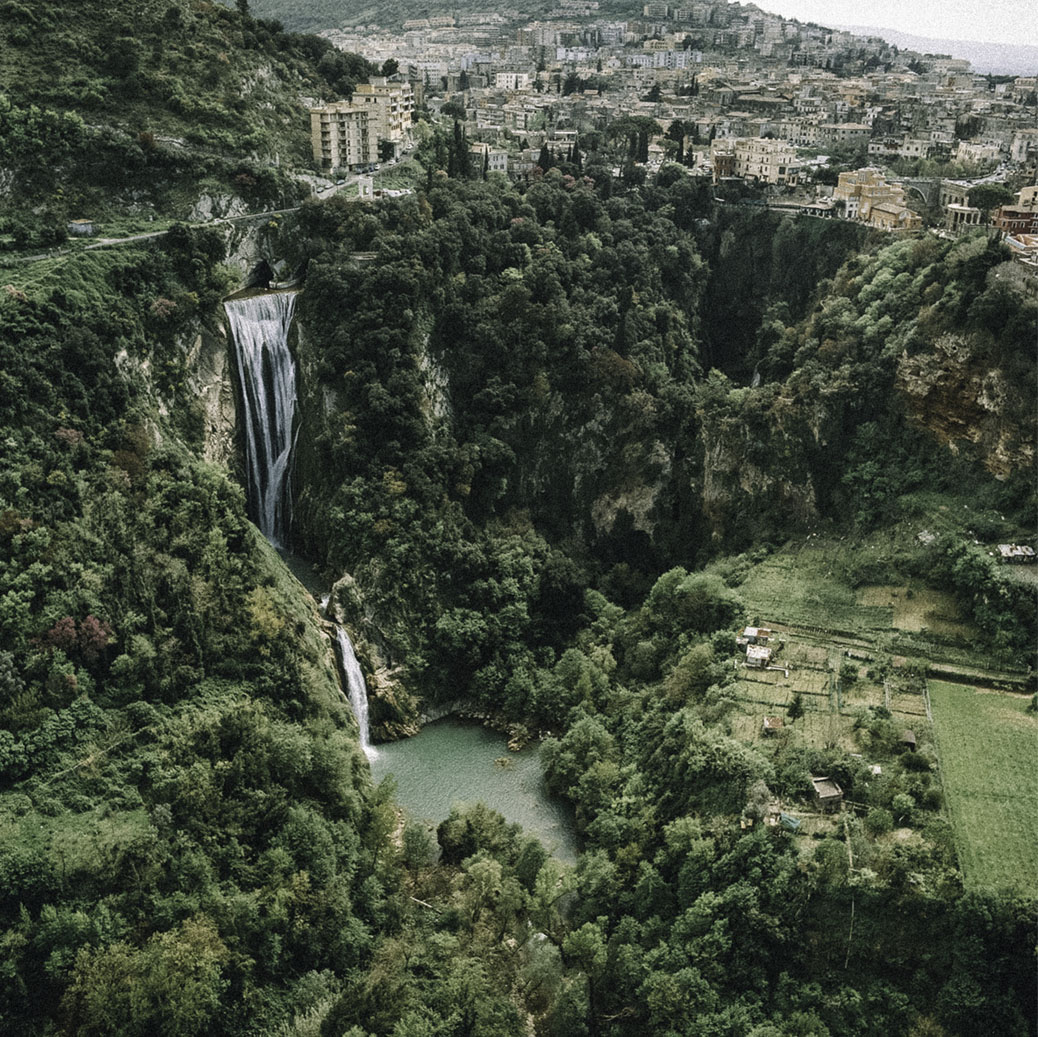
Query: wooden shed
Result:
<box><xmin>811</xmin><ymin>776</ymin><xmax>843</xmax><ymax>813</ymax></box>
<box><xmin>762</xmin><ymin>716</ymin><xmax>784</xmax><ymax>737</ymax></box>
<box><xmin>900</xmin><ymin>730</ymin><xmax>917</xmax><ymax>752</ymax></box>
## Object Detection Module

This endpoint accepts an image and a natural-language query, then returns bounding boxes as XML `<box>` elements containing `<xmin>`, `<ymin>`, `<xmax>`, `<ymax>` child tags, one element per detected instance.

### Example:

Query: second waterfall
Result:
<box><xmin>335</xmin><ymin>626</ymin><xmax>378</xmax><ymax>761</ymax></box>
<box><xmin>225</xmin><ymin>291</ymin><xmax>299</xmax><ymax>547</ymax></box>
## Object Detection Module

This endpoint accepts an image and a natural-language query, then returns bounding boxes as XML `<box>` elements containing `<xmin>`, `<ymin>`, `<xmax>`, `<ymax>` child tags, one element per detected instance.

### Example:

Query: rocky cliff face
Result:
<box><xmin>185</xmin><ymin>326</ymin><xmax>240</xmax><ymax>469</ymax></box>
<box><xmin>897</xmin><ymin>333</ymin><xmax>1036</xmax><ymax>479</ymax></box>
<box><xmin>696</xmin><ymin>386</ymin><xmax>820</xmax><ymax>546</ymax></box>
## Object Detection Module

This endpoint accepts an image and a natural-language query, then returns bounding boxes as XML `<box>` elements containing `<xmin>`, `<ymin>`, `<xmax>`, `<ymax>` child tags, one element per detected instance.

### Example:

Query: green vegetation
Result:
<box><xmin>929</xmin><ymin>681</ymin><xmax>1038</xmax><ymax>894</ymax></box>
<box><xmin>0</xmin><ymin>0</ymin><xmax>375</xmax><ymax>238</ymax></box>
<box><xmin>0</xmin><ymin>4</ymin><xmax>1035</xmax><ymax>1031</ymax></box>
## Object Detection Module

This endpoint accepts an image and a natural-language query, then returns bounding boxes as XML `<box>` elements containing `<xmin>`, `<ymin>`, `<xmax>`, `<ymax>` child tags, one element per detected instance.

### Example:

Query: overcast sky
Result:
<box><xmin>754</xmin><ymin>0</ymin><xmax>1034</xmax><ymax>46</ymax></box>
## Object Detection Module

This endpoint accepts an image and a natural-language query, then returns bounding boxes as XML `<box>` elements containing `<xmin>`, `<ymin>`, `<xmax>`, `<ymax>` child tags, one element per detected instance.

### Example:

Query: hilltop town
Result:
<box><xmin>306</xmin><ymin>1</ymin><xmax>1037</xmax><ymax>259</ymax></box>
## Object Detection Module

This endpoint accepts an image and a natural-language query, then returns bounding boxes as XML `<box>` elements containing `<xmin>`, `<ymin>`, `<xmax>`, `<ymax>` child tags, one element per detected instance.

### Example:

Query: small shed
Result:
<box><xmin>762</xmin><ymin>716</ymin><xmax>784</xmax><ymax>737</ymax></box>
<box><xmin>811</xmin><ymin>776</ymin><xmax>843</xmax><ymax>813</ymax></box>
<box><xmin>997</xmin><ymin>544</ymin><xmax>1036</xmax><ymax>564</ymax></box>
<box><xmin>738</xmin><ymin>625</ymin><xmax>774</xmax><ymax>646</ymax></box>
<box><xmin>899</xmin><ymin>730</ymin><xmax>917</xmax><ymax>752</ymax></box>
<box><xmin>67</xmin><ymin>219</ymin><xmax>96</xmax><ymax>237</ymax></box>
<box><xmin>779</xmin><ymin>812</ymin><xmax>801</xmax><ymax>832</ymax></box>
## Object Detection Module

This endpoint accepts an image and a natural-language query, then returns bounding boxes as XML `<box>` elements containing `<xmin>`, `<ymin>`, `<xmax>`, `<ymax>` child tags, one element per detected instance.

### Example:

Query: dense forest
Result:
<box><xmin>1</xmin><ymin>2</ymin><xmax>1036</xmax><ymax>1035</ymax></box>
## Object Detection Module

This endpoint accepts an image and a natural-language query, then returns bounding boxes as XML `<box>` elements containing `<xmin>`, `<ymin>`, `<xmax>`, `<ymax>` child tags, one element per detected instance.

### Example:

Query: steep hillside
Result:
<box><xmin>0</xmin><ymin>234</ymin><xmax>397</xmax><ymax>1034</ymax></box>
<box><xmin>0</xmin><ymin>0</ymin><xmax>373</xmax><ymax>241</ymax></box>
<box><xmin>243</xmin><ymin>0</ymin><xmax>554</xmax><ymax>31</ymax></box>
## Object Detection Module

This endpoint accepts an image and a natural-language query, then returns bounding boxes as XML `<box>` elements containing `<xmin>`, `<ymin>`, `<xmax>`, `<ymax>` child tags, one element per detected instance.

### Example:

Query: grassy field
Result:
<box><xmin>929</xmin><ymin>680</ymin><xmax>1038</xmax><ymax>895</ymax></box>
<box><xmin>733</xmin><ymin>542</ymin><xmax>894</xmax><ymax>635</ymax></box>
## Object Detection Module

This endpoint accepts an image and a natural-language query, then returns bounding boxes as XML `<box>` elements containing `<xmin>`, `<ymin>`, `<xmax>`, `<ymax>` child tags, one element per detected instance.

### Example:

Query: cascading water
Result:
<box><xmin>225</xmin><ymin>292</ymin><xmax>377</xmax><ymax>759</ymax></box>
<box><xmin>334</xmin><ymin>626</ymin><xmax>377</xmax><ymax>760</ymax></box>
<box><xmin>224</xmin><ymin>292</ymin><xmax>299</xmax><ymax>547</ymax></box>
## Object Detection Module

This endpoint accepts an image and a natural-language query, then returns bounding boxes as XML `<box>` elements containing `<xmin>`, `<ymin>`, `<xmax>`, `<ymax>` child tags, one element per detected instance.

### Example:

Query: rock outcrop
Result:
<box><xmin>897</xmin><ymin>333</ymin><xmax>1036</xmax><ymax>479</ymax></box>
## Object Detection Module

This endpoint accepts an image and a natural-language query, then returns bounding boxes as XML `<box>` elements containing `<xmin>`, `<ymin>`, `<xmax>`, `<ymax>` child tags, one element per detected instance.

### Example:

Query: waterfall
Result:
<box><xmin>335</xmin><ymin>626</ymin><xmax>378</xmax><ymax>760</ymax></box>
<box><xmin>224</xmin><ymin>292</ymin><xmax>299</xmax><ymax>547</ymax></box>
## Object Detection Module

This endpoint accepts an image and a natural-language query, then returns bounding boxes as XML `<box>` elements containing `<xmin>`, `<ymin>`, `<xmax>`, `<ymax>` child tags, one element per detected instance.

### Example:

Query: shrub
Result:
<box><xmin>866</xmin><ymin>806</ymin><xmax>894</xmax><ymax>836</ymax></box>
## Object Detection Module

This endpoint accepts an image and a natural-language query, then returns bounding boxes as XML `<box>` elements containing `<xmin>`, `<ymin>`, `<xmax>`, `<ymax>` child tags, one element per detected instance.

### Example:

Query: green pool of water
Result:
<box><xmin>371</xmin><ymin>720</ymin><xmax>578</xmax><ymax>862</ymax></box>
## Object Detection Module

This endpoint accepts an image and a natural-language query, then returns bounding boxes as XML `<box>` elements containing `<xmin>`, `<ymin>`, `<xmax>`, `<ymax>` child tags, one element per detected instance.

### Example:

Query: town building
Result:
<box><xmin>469</xmin><ymin>141</ymin><xmax>510</xmax><ymax>173</ymax></box>
<box><xmin>945</xmin><ymin>204</ymin><xmax>983</xmax><ymax>234</ymax></box>
<box><xmin>954</xmin><ymin>139</ymin><xmax>1002</xmax><ymax>167</ymax></box>
<box><xmin>351</xmin><ymin>77</ymin><xmax>416</xmax><ymax>154</ymax></box>
<box><xmin>833</xmin><ymin>168</ymin><xmax>921</xmax><ymax>230</ymax></box>
<box><xmin>992</xmin><ymin>204</ymin><xmax>1038</xmax><ymax>236</ymax></box>
<box><xmin>725</xmin><ymin>137</ymin><xmax>799</xmax><ymax>185</ymax></box>
<box><xmin>309</xmin><ymin>103</ymin><xmax>378</xmax><ymax>171</ymax></box>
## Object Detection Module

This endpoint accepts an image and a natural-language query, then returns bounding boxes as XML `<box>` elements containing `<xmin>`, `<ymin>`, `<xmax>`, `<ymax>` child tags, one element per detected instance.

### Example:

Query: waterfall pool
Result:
<box><xmin>371</xmin><ymin>720</ymin><xmax>579</xmax><ymax>862</ymax></box>
<box><xmin>267</xmin><ymin>548</ymin><xmax>577</xmax><ymax>859</ymax></box>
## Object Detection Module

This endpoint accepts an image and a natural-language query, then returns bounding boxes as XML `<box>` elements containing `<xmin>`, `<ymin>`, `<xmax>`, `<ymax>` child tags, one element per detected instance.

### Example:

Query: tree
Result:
<box><xmin>788</xmin><ymin>690</ymin><xmax>805</xmax><ymax>721</ymax></box>
<box><xmin>63</xmin><ymin>918</ymin><xmax>229</xmax><ymax>1037</ymax></box>
<box><xmin>966</xmin><ymin>182</ymin><xmax>1014</xmax><ymax>216</ymax></box>
<box><xmin>381</xmin><ymin>58</ymin><xmax>399</xmax><ymax>77</ymax></box>
<box><xmin>401</xmin><ymin>820</ymin><xmax>438</xmax><ymax>878</ymax></box>
<box><xmin>666</xmin><ymin>119</ymin><xmax>686</xmax><ymax>164</ymax></box>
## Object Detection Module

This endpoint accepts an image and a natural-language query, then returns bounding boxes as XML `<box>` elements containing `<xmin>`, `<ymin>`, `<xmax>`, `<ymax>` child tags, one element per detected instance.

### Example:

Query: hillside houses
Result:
<box><xmin>314</xmin><ymin>2</ymin><xmax>1035</xmax><ymax>229</ymax></box>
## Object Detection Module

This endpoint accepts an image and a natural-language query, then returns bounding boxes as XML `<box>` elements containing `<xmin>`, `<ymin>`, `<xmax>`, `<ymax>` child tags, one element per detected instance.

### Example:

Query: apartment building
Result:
<box><xmin>470</xmin><ymin>141</ymin><xmax>510</xmax><ymax>173</ymax></box>
<box><xmin>310</xmin><ymin>103</ymin><xmax>377</xmax><ymax>172</ymax></box>
<box><xmin>495</xmin><ymin>71</ymin><xmax>532</xmax><ymax>90</ymax></box>
<box><xmin>954</xmin><ymin>139</ymin><xmax>1002</xmax><ymax>166</ymax></box>
<box><xmin>351</xmin><ymin>77</ymin><xmax>416</xmax><ymax>153</ymax></box>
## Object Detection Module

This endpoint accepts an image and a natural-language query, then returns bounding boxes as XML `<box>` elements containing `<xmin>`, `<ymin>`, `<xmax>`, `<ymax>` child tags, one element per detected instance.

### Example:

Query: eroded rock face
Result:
<box><xmin>188</xmin><ymin>193</ymin><xmax>249</xmax><ymax>222</ymax></box>
<box><xmin>589</xmin><ymin>440</ymin><xmax>672</xmax><ymax>537</ymax></box>
<box><xmin>184</xmin><ymin>327</ymin><xmax>238</xmax><ymax>469</ymax></box>
<box><xmin>897</xmin><ymin>334</ymin><xmax>1036</xmax><ymax>479</ymax></box>
<box><xmin>698</xmin><ymin>391</ymin><xmax>819</xmax><ymax>546</ymax></box>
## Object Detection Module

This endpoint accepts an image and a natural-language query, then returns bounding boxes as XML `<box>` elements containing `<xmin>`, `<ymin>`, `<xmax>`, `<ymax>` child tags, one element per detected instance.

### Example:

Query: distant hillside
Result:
<box><xmin>838</xmin><ymin>24</ymin><xmax>1038</xmax><ymax>75</ymax></box>
<box><xmin>244</xmin><ymin>0</ymin><xmax>555</xmax><ymax>30</ymax></box>
<box><xmin>0</xmin><ymin>0</ymin><xmax>373</xmax><ymax>236</ymax></box>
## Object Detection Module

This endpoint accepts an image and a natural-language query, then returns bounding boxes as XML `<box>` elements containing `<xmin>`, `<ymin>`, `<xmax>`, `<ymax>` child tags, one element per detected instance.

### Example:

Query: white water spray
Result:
<box><xmin>335</xmin><ymin>626</ymin><xmax>377</xmax><ymax>760</ymax></box>
<box><xmin>224</xmin><ymin>292</ymin><xmax>299</xmax><ymax>546</ymax></box>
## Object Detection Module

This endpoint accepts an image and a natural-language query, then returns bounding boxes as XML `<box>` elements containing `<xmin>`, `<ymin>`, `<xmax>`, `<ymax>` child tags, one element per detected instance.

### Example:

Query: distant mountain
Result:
<box><xmin>838</xmin><ymin>24</ymin><xmax>1038</xmax><ymax>75</ymax></box>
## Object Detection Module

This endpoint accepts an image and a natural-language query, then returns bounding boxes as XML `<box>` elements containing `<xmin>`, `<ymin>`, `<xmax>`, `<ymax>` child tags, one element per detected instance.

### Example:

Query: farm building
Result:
<box><xmin>811</xmin><ymin>776</ymin><xmax>843</xmax><ymax>812</ymax></box>
<box><xmin>762</xmin><ymin>716</ymin><xmax>784</xmax><ymax>736</ymax></box>
<box><xmin>997</xmin><ymin>544</ymin><xmax>1036</xmax><ymax>564</ymax></box>
<box><xmin>746</xmin><ymin>644</ymin><xmax>772</xmax><ymax>668</ymax></box>
<box><xmin>737</xmin><ymin>626</ymin><xmax>774</xmax><ymax>646</ymax></box>
<box><xmin>900</xmin><ymin>730</ymin><xmax>917</xmax><ymax>752</ymax></box>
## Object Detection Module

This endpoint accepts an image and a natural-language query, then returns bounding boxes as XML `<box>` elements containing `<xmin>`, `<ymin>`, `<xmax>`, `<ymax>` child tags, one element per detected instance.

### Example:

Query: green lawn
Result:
<box><xmin>929</xmin><ymin>680</ymin><xmax>1038</xmax><ymax>895</ymax></box>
